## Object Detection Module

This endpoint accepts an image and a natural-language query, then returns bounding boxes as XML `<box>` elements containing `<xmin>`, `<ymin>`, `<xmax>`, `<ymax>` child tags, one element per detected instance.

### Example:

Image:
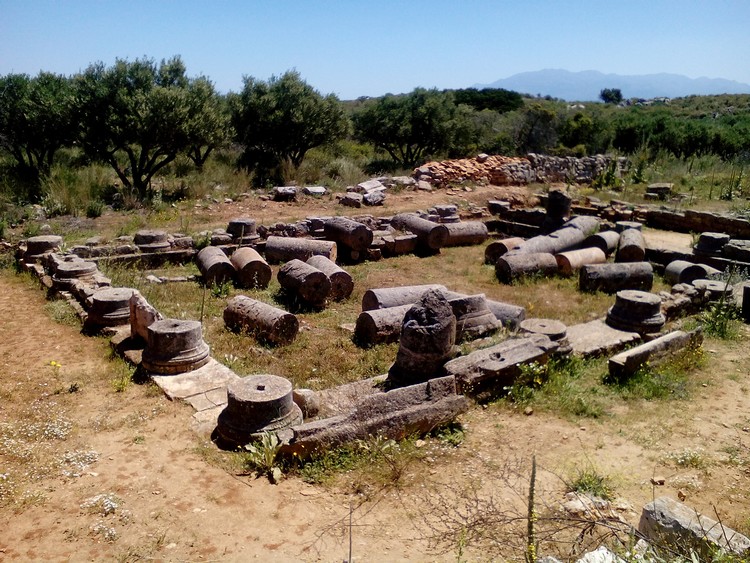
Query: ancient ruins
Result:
<box><xmin>8</xmin><ymin>152</ymin><xmax>750</xmax><ymax>558</ymax></box>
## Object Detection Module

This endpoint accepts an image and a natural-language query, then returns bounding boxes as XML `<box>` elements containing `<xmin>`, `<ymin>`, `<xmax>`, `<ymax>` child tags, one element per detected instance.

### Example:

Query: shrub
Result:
<box><xmin>568</xmin><ymin>467</ymin><xmax>615</xmax><ymax>500</ymax></box>
<box><xmin>85</xmin><ymin>199</ymin><xmax>104</xmax><ymax>218</ymax></box>
<box><xmin>702</xmin><ymin>301</ymin><xmax>742</xmax><ymax>339</ymax></box>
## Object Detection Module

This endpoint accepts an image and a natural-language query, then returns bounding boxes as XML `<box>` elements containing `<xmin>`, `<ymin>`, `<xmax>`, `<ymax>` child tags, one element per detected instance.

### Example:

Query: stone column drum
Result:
<box><xmin>134</xmin><ymin>229</ymin><xmax>171</xmax><ymax>252</ymax></box>
<box><xmin>215</xmin><ymin>374</ymin><xmax>303</xmax><ymax>448</ymax></box>
<box><xmin>606</xmin><ymin>290</ymin><xmax>665</xmax><ymax>334</ymax></box>
<box><xmin>85</xmin><ymin>287</ymin><xmax>135</xmax><ymax>329</ymax></box>
<box><xmin>25</xmin><ymin>235</ymin><xmax>63</xmax><ymax>260</ymax></box>
<box><xmin>141</xmin><ymin>319</ymin><xmax>210</xmax><ymax>374</ymax></box>
<box><xmin>52</xmin><ymin>259</ymin><xmax>99</xmax><ymax>291</ymax></box>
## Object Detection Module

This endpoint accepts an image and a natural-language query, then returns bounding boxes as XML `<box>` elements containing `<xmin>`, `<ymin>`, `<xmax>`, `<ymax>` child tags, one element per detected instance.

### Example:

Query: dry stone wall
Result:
<box><xmin>414</xmin><ymin>153</ymin><xmax>628</xmax><ymax>188</ymax></box>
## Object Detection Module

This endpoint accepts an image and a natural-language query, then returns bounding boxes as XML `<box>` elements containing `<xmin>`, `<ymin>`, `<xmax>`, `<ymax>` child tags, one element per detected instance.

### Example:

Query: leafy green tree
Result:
<box><xmin>0</xmin><ymin>72</ymin><xmax>76</xmax><ymax>198</ymax></box>
<box><xmin>599</xmin><ymin>88</ymin><xmax>623</xmax><ymax>104</ymax></box>
<box><xmin>353</xmin><ymin>88</ymin><xmax>476</xmax><ymax>167</ymax></box>
<box><xmin>452</xmin><ymin>88</ymin><xmax>524</xmax><ymax>113</ymax></box>
<box><xmin>184</xmin><ymin>77</ymin><xmax>231</xmax><ymax>171</ymax></box>
<box><xmin>75</xmin><ymin>56</ymin><xmax>205</xmax><ymax>200</ymax></box>
<box><xmin>515</xmin><ymin>103</ymin><xmax>559</xmax><ymax>154</ymax></box>
<box><xmin>231</xmin><ymin>71</ymin><xmax>348</xmax><ymax>184</ymax></box>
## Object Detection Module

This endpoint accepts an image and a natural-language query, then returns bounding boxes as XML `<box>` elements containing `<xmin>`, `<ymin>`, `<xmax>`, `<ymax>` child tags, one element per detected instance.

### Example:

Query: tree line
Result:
<box><xmin>1</xmin><ymin>55</ymin><xmax>749</xmax><ymax>203</ymax></box>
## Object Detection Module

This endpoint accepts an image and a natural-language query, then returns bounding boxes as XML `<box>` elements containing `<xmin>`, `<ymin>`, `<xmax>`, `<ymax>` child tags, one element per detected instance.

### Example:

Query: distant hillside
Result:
<box><xmin>475</xmin><ymin>69</ymin><xmax>750</xmax><ymax>101</ymax></box>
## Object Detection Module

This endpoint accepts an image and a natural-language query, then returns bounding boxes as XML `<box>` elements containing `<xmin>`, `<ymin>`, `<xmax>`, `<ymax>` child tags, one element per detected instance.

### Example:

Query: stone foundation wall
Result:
<box><xmin>414</xmin><ymin>153</ymin><xmax>629</xmax><ymax>188</ymax></box>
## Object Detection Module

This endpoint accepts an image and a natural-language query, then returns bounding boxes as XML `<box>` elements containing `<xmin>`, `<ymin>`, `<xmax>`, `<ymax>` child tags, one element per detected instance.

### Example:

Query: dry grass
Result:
<box><xmin>100</xmin><ymin>242</ymin><xmax>631</xmax><ymax>390</ymax></box>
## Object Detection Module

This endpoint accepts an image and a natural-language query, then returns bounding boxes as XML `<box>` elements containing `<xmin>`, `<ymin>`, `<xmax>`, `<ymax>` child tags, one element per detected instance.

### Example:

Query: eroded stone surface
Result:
<box><xmin>215</xmin><ymin>374</ymin><xmax>303</xmax><ymax>447</ymax></box>
<box><xmin>142</xmin><ymin>318</ymin><xmax>210</xmax><ymax>375</ymax></box>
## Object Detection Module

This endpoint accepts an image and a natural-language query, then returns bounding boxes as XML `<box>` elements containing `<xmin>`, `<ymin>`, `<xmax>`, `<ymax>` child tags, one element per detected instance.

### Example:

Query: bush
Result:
<box><xmin>702</xmin><ymin>302</ymin><xmax>742</xmax><ymax>339</ymax></box>
<box><xmin>85</xmin><ymin>200</ymin><xmax>104</xmax><ymax>218</ymax></box>
<box><xmin>568</xmin><ymin>467</ymin><xmax>615</xmax><ymax>500</ymax></box>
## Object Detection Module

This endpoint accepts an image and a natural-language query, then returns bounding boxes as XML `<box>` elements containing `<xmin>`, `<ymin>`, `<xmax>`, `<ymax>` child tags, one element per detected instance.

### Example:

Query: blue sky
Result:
<box><xmin>1</xmin><ymin>0</ymin><xmax>749</xmax><ymax>99</ymax></box>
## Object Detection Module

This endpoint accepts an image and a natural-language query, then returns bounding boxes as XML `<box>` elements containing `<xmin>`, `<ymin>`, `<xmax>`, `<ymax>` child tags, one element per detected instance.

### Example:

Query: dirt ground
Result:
<box><xmin>2</xmin><ymin>186</ymin><xmax>750</xmax><ymax>562</ymax></box>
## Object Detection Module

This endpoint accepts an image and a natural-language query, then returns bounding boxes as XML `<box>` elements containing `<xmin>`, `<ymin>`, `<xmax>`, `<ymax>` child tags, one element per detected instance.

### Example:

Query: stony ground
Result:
<box><xmin>2</xmin><ymin>185</ymin><xmax>750</xmax><ymax>562</ymax></box>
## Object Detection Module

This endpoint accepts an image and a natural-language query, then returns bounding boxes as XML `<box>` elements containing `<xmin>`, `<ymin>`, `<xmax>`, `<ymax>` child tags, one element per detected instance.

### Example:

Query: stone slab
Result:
<box><xmin>184</xmin><ymin>386</ymin><xmax>230</xmax><ymax>412</ymax></box>
<box><xmin>314</xmin><ymin>374</ymin><xmax>388</xmax><ymax>418</ymax></box>
<box><xmin>608</xmin><ymin>330</ymin><xmax>702</xmax><ymax>380</ymax></box>
<box><xmin>191</xmin><ymin>404</ymin><xmax>225</xmax><ymax>435</ymax></box>
<box><xmin>640</xmin><ymin>496</ymin><xmax>750</xmax><ymax>558</ymax></box>
<box><xmin>567</xmin><ymin>319</ymin><xmax>641</xmax><ymax>358</ymax></box>
<box><xmin>151</xmin><ymin>358</ymin><xmax>241</xmax><ymax>400</ymax></box>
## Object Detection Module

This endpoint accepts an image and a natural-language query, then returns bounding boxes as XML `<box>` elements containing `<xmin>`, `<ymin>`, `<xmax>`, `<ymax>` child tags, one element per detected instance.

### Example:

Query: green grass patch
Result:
<box><xmin>43</xmin><ymin>299</ymin><xmax>79</xmax><ymax>327</ymax></box>
<box><xmin>567</xmin><ymin>466</ymin><xmax>615</xmax><ymax>500</ymax></box>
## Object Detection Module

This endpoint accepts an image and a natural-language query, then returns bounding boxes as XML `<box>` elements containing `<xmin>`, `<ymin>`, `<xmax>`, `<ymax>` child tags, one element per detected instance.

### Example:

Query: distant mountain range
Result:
<box><xmin>475</xmin><ymin>69</ymin><xmax>750</xmax><ymax>101</ymax></box>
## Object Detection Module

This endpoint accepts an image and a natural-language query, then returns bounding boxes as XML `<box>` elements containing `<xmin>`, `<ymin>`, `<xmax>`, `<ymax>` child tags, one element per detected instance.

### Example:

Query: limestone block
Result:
<box><xmin>639</xmin><ymin>497</ymin><xmax>750</xmax><ymax>558</ymax></box>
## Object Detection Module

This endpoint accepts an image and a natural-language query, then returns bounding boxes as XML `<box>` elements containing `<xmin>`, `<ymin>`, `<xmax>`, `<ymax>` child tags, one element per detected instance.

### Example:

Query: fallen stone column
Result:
<box><xmin>444</xmin><ymin>334</ymin><xmax>558</xmax><ymax>395</ymax></box>
<box><xmin>579</xmin><ymin>262</ymin><xmax>654</xmax><ymax>293</ymax></box>
<box><xmin>380</xmin><ymin>234</ymin><xmax>418</xmax><ymax>257</ymax></box>
<box><xmin>639</xmin><ymin>497</ymin><xmax>750</xmax><ymax>559</ymax></box>
<box><xmin>608</xmin><ymin>329</ymin><xmax>703</xmax><ymax>381</ymax></box>
<box><xmin>443</xmin><ymin>221</ymin><xmax>489</xmax><ymax>247</ymax></box>
<box><xmin>666</xmin><ymin>262</ymin><xmax>696</xmax><ymax>286</ymax></box>
<box><xmin>495</xmin><ymin>252</ymin><xmax>558</xmax><ymax>283</ymax></box>
<box><xmin>306</xmin><ymin>255</ymin><xmax>353</xmax><ymax>301</ymax></box>
<box><xmin>448</xmin><ymin>294</ymin><xmax>501</xmax><ymax>341</ymax></box>
<box><xmin>280</xmin><ymin>376</ymin><xmax>470</xmax><ymax>457</ymax></box>
<box><xmin>278</xmin><ymin>259</ymin><xmax>332</xmax><ymax>307</ymax></box>
<box><xmin>264</xmin><ymin>235</ymin><xmax>337</xmax><ymax>264</ymax></box>
<box><xmin>223</xmin><ymin>295</ymin><xmax>299</xmax><ymax>345</ymax></box>
<box><xmin>615</xmin><ymin>228</ymin><xmax>646</xmax><ymax>262</ymax></box>
<box><xmin>515</xmin><ymin>219</ymin><xmax>597</xmax><ymax>255</ymax></box>
<box><xmin>354</xmin><ymin>304</ymin><xmax>413</xmax><ymax>346</ymax></box>
<box><xmin>664</xmin><ymin>260</ymin><xmax>715</xmax><ymax>285</ymax></box>
<box><xmin>555</xmin><ymin>247</ymin><xmax>606</xmax><ymax>276</ymax></box>
<box><xmin>484</xmin><ymin>299</ymin><xmax>526</xmax><ymax>329</ymax></box>
<box><xmin>391</xmin><ymin>213</ymin><xmax>449</xmax><ymax>251</ymax></box>
<box><xmin>484</xmin><ymin>237</ymin><xmax>524</xmax><ymax>265</ymax></box>
<box><xmin>323</xmin><ymin>217</ymin><xmax>373</xmax><ymax>252</ymax></box>
<box><xmin>196</xmin><ymin>246</ymin><xmax>236</xmax><ymax>286</ymax></box>
<box><xmin>361</xmin><ymin>284</ymin><xmax>447</xmax><ymax>311</ymax></box>
<box><xmin>230</xmin><ymin>247</ymin><xmax>272</xmax><ymax>289</ymax></box>
<box><xmin>583</xmin><ymin>230</ymin><xmax>620</xmax><ymax>256</ymax></box>
<box><xmin>565</xmin><ymin>215</ymin><xmax>601</xmax><ymax>236</ymax></box>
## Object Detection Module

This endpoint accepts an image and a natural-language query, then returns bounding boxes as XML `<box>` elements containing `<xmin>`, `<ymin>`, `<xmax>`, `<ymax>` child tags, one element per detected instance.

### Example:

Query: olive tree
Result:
<box><xmin>0</xmin><ymin>72</ymin><xmax>76</xmax><ymax>198</ymax></box>
<box><xmin>185</xmin><ymin>77</ymin><xmax>231</xmax><ymax>171</ymax></box>
<box><xmin>353</xmin><ymin>88</ymin><xmax>476</xmax><ymax>168</ymax></box>
<box><xmin>75</xmin><ymin>56</ymin><xmax>214</xmax><ymax>200</ymax></box>
<box><xmin>231</xmin><ymin>71</ymin><xmax>348</xmax><ymax>184</ymax></box>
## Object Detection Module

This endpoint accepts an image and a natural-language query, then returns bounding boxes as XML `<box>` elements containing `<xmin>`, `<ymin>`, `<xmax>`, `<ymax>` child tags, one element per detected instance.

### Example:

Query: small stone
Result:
<box><xmin>650</xmin><ymin>476</ymin><xmax>665</xmax><ymax>486</ymax></box>
<box><xmin>524</xmin><ymin>407</ymin><xmax>534</xmax><ymax>416</ymax></box>
<box><xmin>677</xmin><ymin>490</ymin><xmax>687</xmax><ymax>501</ymax></box>
<box><xmin>270</xmin><ymin>467</ymin><xmax>283</xmax><ymax>484</ymax></box>
<box><xmin>415</xmin><ymin>439</ymin><xmax>426</xmax><ymax>448</ymax></box>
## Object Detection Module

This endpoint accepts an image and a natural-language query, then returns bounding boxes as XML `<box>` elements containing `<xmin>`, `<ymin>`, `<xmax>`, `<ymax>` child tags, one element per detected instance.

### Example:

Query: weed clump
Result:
<box><xmin>567</xmin><ymin>467</ymin><xmax>615</xmax><ymax>501</ymax></box>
